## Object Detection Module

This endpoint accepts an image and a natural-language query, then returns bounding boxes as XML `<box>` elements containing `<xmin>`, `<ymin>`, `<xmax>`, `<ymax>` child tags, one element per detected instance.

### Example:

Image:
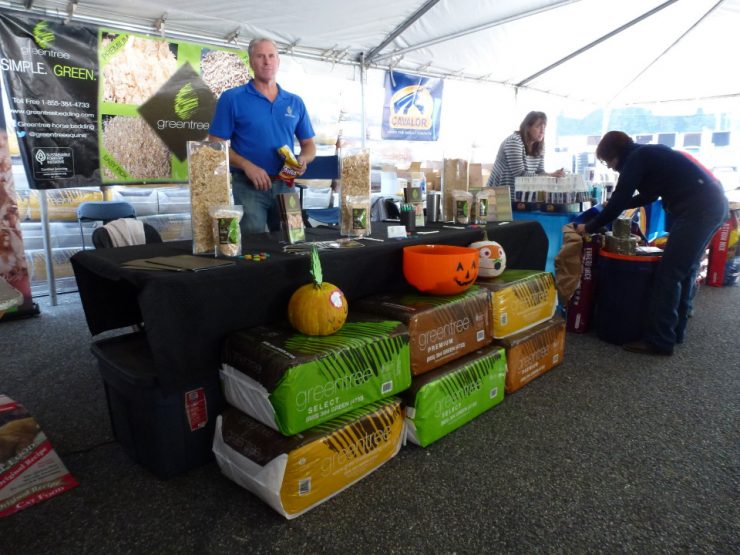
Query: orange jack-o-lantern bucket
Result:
<box><xmin>403</xmin><ymin>244</ymin><xmax>479</xmax><ymax>295</ymax></box>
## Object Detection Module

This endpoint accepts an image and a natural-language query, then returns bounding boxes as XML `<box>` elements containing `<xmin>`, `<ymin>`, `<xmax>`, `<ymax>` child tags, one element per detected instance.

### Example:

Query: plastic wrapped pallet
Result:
<box><xmin>26</xmin><ymin>247</ymin><xmax>79</xmax><ymax>284</ymax></box>
<box><xmin>103</xmin><ymin>185</ymin><xmax>158</xmax><ymax>216</ymax></box>
<box><xmin>16</xmin><ymin>188</ymin><xmax>103</xmax><ymax>222</ymax></box>
<box><xmin>19</xmin><ymin>221</ymin><xmax>94</xmax><ymax>250</ymax></box>
<box><xmin>139</xmin><ymin>213</ymin><xmax>193</xmax><ymax>241</ymax></box>
<box><xmin>353</xmin><ymin>287</ymin><xmax>491</xmax><ymax>376</ymax></box>
<box><xmin>213</xmin><ymin>398</ymin><xmax>405</xmax><ymax>519</ymax></box>
<box><xmin>156</xmin><ymin>186</ymin><xmax>191</xmax><ymax>214</ymax></box>
<box><xmin>497</xmin><ymin>317</ymin><xmax>565</xmax><ymax>393</ymax></box>
<box><xmin>221</xmin><ymin>315</ymin><xmax>411</xmax><ymax>436</ymax></box>
<box><xmin>476</xmin><ymin>269</ymin><xmax>557</xmax><ymax>339</ymax></box>
<box><xmin>403</xmin><ymin>345</ymin><xmax>506</xmax><ymax>447</ymax></box>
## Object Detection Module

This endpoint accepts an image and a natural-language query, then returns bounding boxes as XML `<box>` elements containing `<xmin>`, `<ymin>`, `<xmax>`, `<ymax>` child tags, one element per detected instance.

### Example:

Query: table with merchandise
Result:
<box><xmin>71</xmin><ymin>220</ymin><xmax>547</xmax><ymax>388</ymax></box>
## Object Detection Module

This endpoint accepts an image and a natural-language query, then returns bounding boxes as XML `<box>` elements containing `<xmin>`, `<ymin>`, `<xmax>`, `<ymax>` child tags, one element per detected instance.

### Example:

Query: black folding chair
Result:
<box><xmin>91</xmin><ymin>222</ymin><xmax>163</xmax><ymax>248</ymax></box>
<box><xmin>76</xmin><ymin>201</ymin><xmax>136</xmax><ymax>249</ymax></box>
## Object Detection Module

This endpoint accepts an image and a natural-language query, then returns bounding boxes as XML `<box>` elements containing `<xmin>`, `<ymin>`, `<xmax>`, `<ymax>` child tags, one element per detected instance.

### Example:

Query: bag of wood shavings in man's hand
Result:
<box><xmin>277</xmin><ymin>145</ymin><xmax>303</xmax><ymax>186</ymax></box>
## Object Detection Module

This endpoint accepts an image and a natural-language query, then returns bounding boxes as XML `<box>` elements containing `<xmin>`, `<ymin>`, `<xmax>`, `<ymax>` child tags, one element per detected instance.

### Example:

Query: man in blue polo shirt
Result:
<box><xmin>209</xmin><ymin>38</ymin><xmax>316</xmax><ymax>235</ymax></box>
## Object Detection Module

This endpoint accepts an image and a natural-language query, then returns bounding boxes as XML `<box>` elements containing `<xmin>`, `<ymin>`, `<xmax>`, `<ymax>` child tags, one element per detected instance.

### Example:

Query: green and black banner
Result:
<box><xmin>0</xmin><ymin>15</ymin><xmax>99</xmax><ymax>189</ymax></box>
<box><xmin>0</xmin><ymin>13</ymin><xmax>250</xmax><ymax>189</ymax></box>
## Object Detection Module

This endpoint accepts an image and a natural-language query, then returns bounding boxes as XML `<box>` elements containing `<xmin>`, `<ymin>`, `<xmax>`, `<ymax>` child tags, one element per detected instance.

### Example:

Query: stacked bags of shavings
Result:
<box><xmin>356</xmin><ymin>287</ymin><xmax>508</xmax><ymax>447</ymax></box>
<box><xmin>214</xmin><ymin>314</ymin><xmax>411</xmax><ymax>517</ymax></box>
<box><xmin>476</xmin><ymin>268</ymin><xmax>565</xmax><ymax>392</ymax></box>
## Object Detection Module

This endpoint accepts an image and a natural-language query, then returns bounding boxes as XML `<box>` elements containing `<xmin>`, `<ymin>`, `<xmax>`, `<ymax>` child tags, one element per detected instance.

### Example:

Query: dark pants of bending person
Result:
<box><xmin>644</xmin><ymin>194</ymin><xmax>729</xmax><ymax>352</ymax></box>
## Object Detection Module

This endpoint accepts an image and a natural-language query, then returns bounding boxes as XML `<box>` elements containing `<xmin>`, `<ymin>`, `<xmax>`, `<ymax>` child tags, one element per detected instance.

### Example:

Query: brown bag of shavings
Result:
<box><xmin>187</xmin><ymin>140</ymin><xmax>231</xmax><ymax>255</ymax></box>
<box><xmin>340</xmin><ymin>150</ymin><xmax>370</xmax><ymax>236</ymax></box>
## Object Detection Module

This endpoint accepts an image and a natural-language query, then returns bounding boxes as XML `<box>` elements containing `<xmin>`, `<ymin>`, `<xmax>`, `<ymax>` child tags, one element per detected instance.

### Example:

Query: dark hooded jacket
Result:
<box><xmin>585</xmin><ymin>143</ymin><xmax>725</xmax><ymax>233</ymax></box>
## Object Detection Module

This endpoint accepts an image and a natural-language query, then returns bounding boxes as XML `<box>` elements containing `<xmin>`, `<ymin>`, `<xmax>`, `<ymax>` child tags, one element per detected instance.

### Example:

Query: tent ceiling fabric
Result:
<box><xmin>7</xmin><ymin>0</ymin><xmax>740</xmax><ymax>105</ymax></box>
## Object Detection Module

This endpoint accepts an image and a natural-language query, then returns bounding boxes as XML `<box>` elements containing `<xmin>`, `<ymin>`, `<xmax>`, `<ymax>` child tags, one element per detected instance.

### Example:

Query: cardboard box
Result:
<box><xmin>221</xmin><ymin>315</ymin><xmax>411</xmax><ymax>436</ymax></box>
<box><xmin>497</xmin><ymin>317</ymin><xmax>565</xmax><ymax>393</ymax></box>
<box><xmin>468</xmin><ymin>163</ymin><xmax>483</xmax><ymax>189</ymax></box>
<box><xmin>442</xmin><ymin>158</ymin><xmax>468</xmax><ymax>221</ymax></box>
<box><xmin>213</xmin><ymin>398</ymin><xmax>405</xmax><ymax>519</ymax></box>
<box><xmin>491</xmin><ymin>186</ymin><xmax>513</xmax><ymax>221</ymax></box>
<box><xmin>354</xmin><ymin>287</ymin><xmax>491</xmax><ymax>376</ymax></box>
<box><xmin>403</xmin><ymin>345</ymin><xmax>506</xmax><ymax>447</ymax></box>
<box><xmin>476</xmin><ymin>269</ymin><xmax>557</xmax><ymax>339</ymax></box>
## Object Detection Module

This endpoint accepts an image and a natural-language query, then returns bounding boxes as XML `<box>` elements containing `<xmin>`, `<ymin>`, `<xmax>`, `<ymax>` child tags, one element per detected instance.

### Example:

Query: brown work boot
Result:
<box><xmin>623</xmin><ymin>340</ymin><xmax>673</xmax><ymax>356</ymax></box>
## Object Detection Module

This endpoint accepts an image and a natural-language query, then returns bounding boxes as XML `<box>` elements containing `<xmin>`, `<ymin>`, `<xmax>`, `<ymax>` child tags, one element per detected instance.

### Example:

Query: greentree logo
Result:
<box><xmin>174</xmin><ymin>83</ymin><xmax>198</xmax><ymax>120</ymax></box>
<box><xmin>33</xmin><ymin>21</ymin><xmax>55</xmax><ymax>49</ymax></box>
<box><xmin>138</xmin><ymin>63</ymin><xmax>216</xmax><ymax>161</ymax></box>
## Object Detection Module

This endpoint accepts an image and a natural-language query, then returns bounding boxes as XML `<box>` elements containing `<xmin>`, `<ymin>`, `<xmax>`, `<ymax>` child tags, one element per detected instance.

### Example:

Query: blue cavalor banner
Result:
<box><xmin>382</xmin><ymin>70</ymin><xmax>443</xmax><ymax>141</ymax></box>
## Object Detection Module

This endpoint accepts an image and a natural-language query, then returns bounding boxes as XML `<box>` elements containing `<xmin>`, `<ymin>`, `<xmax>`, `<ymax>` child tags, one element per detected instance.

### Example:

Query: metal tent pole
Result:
<box><xmin>38</xmin><ymin>190</ymin><xmax>57</xmax><ymax>306</ymax></box>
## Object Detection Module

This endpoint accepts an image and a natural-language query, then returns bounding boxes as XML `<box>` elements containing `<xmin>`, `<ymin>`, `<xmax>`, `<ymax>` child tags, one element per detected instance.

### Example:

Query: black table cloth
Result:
<box><xmin>72</xmin><ymin>221</ymin><xmax>547</xmax><ymax>388</ymax></box>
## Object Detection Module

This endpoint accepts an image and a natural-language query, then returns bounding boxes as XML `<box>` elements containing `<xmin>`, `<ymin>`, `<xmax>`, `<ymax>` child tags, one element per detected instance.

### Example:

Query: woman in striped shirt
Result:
<box><xmin>486</xmin><ymin>111</ymin><xmax>565</xmax><ymax>199</ymax></box>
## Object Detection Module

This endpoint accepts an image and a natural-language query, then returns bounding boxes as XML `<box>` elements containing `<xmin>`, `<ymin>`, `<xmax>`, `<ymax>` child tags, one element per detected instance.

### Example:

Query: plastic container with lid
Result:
<box><xmin>594</xmin><ymin>250</ymin><xmax>662</xmax><ymax>345</ymax></box>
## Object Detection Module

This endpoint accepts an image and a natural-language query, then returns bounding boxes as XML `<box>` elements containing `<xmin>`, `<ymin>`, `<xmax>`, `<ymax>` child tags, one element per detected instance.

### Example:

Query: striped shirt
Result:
<box><xmin>486</xmin><ymin>132</ymin><xmax>545</xmax><ymax>199</ymax></box>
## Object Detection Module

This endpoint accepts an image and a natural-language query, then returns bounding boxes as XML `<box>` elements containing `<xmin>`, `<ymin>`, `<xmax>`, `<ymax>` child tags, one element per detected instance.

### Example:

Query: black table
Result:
<box><xmin>72</xmin><ymin>221</ymin><xmax>547</xmax><ymax>388</ymax></box>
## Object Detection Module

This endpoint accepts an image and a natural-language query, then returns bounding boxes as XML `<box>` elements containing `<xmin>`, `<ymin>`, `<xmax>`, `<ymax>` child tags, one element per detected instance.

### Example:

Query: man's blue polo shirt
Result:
<box><xmin>209</xmin><ymin>81</ymin><xmax>315</xmax><ymax>176</ymax></box>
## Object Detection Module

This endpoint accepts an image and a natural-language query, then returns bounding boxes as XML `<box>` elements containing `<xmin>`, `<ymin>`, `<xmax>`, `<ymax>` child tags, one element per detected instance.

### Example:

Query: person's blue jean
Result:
<box><xmin>231</xmin><ymin>172</ymin><xmax>294</xmax><ymax>235</ymax></box>
<box><xmin>644</xmin><ymin>195</ymin><xmax>729</xmax><ymax>351</ymax></box>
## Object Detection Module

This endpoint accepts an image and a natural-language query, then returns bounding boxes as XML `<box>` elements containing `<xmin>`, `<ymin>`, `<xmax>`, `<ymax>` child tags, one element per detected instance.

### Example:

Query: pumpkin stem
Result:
<box><xmin>310</xmin><ymin>246</ymin><xmax>323</xmax><ymax>287</ymax></box>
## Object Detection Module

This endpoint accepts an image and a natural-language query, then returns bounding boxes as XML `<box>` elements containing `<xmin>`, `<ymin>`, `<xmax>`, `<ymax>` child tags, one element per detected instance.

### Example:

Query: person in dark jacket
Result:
<box><xmin>576</xmin><ymin>131</ymin><xmax>729</xmax><ymax>355</ymax></box>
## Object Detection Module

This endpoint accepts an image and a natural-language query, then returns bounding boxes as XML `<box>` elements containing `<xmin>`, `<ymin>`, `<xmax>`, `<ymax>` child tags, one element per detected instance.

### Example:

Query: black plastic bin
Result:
<box><xmin>91</xmin><ymin>331</ymin><xmax>224</xmax><ymax>479</ymax></box>
<box><xmin>595</xmin><ymin>250</ymin><xmax>662</xmax><ymax>345</ymax></box>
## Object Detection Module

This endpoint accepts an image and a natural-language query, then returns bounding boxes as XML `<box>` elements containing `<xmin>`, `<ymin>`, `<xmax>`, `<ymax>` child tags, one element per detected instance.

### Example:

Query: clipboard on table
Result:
<box><xmin>122</xmin><ymin>255</ymin><xmax>235</xmax><ymax>272</ymax></box>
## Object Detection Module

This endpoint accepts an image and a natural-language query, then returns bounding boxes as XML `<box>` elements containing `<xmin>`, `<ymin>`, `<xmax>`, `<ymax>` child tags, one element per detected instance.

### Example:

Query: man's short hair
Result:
<box><xmin>247</xmin><ymin>38</ymin><xmax>279</xmax><ymax>60</ymax></box>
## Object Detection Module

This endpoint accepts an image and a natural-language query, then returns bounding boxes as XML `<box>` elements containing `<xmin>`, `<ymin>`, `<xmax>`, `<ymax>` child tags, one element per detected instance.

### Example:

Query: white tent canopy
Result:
<box><xmin>4</xmin><ymin>0</ymin><xmax>740</xmax><ymax>106</ymax></box>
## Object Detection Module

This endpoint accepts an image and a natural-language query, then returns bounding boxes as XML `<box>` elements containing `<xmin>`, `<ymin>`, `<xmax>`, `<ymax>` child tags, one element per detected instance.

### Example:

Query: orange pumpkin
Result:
<box><xmin>288</xmin><ymin>247</ymin><xmax>348</xmax><ymax>335</ymax></box>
